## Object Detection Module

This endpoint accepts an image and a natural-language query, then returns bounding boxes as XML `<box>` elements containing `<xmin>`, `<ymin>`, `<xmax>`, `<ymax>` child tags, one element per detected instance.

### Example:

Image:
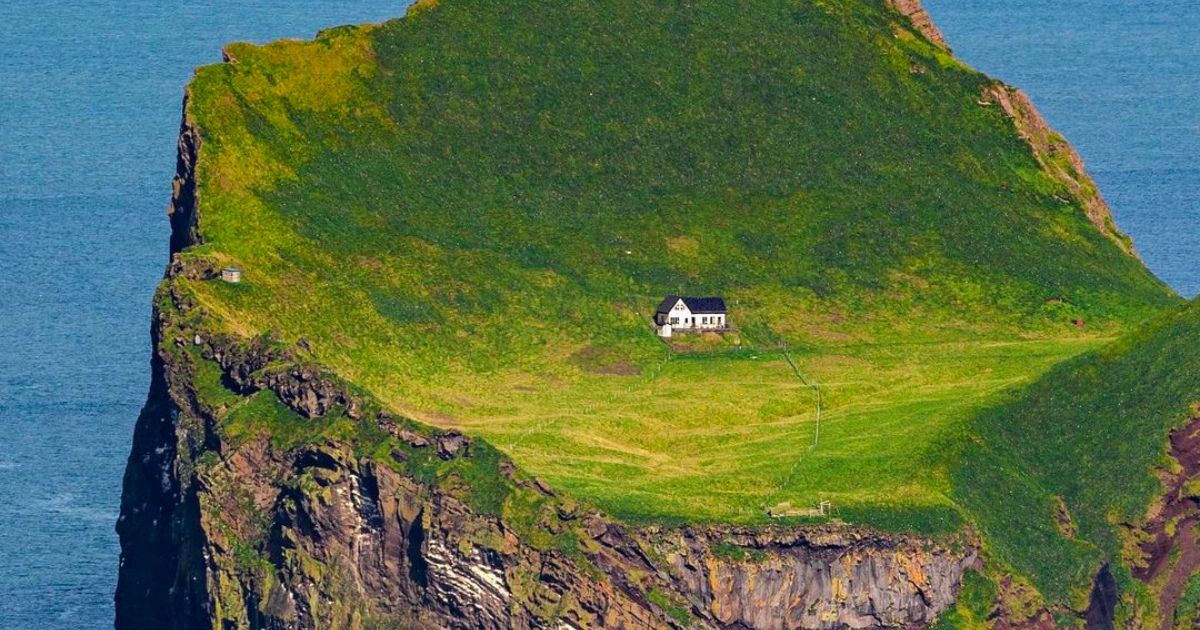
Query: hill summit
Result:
<box><xmin>174</xmin><ymin>0</ymin><xmax>1175</xmax><ymax>522</ymax></box>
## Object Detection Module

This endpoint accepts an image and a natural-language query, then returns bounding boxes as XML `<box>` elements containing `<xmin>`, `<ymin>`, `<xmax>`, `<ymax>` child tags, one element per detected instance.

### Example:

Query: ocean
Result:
<box><xmin>923</xmin><ymin>0</ymin><xmax>1199</xmax><ymax>298</ymax></box>
<box><xmin>0</xmin><ymin>1</ymin><xmax>1194</xmax><ymax>628</ymax></box>
<box><xmin>0</xmin><ymin>2</ymin><xmax>408</xmax><ymax>628</ymax></box>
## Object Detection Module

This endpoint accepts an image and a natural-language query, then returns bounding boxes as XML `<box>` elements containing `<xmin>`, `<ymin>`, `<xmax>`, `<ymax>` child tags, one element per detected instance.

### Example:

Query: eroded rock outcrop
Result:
<box><xmin>887</xmin><ymin>0</ymin><xmax>949</xmax><ymax>49</ymax></box>
<box><xmin>980</xmin><ymin>83</ymin><xmax>1136</xmax><ymax>256</ymax></box>
<box><xmin>659</xmin><ymin>528</ymin><xmax>973</xmax><ymax>630</ymax></box>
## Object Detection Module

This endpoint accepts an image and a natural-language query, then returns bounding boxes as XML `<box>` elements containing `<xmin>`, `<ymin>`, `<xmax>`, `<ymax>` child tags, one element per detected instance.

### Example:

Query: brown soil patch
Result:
<box><xmin>354</xmin><ymin>255</ymin><xmax>383</xmax><ymax>270</ymax></box>
<box><xmin>1053</xmin><ymin>495</ymin><xmax>1079</xmax><ymax>538</ymax></box>
<box><xmin>569</xmin><ymin>346</ymin><xmax>641</xmax><ymax>376</ymax></box>
<box><xmin>1131</xmin><ymin>416</ymin><xmax>1200</xmax><ymax>630</ymax></box>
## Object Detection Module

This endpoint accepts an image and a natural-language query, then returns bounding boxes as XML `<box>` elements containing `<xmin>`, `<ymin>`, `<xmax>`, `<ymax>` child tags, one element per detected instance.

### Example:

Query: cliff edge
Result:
<box><xmin>115</xmin><ymin>253</ymin><xmax>974</xmax><ymax>629</ymax></box>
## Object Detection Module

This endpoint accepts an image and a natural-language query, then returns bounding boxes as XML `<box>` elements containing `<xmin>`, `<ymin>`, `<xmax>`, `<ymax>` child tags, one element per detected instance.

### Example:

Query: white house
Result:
<box><xmin>654</xmin><ymin>296</ymin><xmax>728</xmax><ymax>336</ymax></box>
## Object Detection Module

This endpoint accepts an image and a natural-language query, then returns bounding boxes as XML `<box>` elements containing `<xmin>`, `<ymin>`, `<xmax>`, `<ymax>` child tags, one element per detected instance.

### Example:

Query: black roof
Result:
<box><xmin>655</xmin><ymin>296</ymin><xmax>727</xmax><ymax>315</ymax></box>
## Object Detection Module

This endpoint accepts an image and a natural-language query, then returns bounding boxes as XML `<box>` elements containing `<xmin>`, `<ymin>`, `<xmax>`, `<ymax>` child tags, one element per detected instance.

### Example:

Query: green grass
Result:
<box><xmin>219</xmin><ymin>389</ymin><xmax>339</xmax><ymax>449</ymax></box>
<box><xmin>169</xmin><ymin>0</ymin><xmax>1193</xmax><ymax>611</ymax></box>
<box><xmin>450</xmin><ymin>336</ymin><xmax>1107</xmax><ymax>527</ymax></box>
<box><xmin>179</xmin><ymin>0</ymin><xmax>1176</xmax><ymax>522</ymax></box>
<box><xmin>928</xmin><ymin>569</ymin><xmax>999</xmax><ymax>630</ymax></box>
<box><xmin>1172</xmin><ymin>569</ymin><xmax>1200</xmax><ymax>630</ymax></box>
<box><xmin>951</xmin><ymin>302</ymin><xmax>1200</xmax><ymax>608</ymax></box>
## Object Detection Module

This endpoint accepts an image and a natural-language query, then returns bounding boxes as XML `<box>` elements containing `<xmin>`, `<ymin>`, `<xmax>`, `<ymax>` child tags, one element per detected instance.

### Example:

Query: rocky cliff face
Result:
<box><xmin>979</xmin><ymin>84</ymin><xmax>1136</xmax><ymax>256</ymax></box>
<box><xmin>887</xmin><ymin>0</ymin><xmax>949</xmax><ymax>49</ymax></box>
<box><xmin>167</xmin><ymin>94</ymin><xmax>201</xmax><ymax>254</ymax></box>
<box><xmin>114</xmin><ymin>266</ymin><xmax>975</xmax><ymax>629</ymax></box>
<box><xmin>177</xmin><ymin>436</ymin><xmax>678</xmax><ymax>630</ymax></box>
<box><xmin>659</xmin><ymin>528</ymin><xmax>974</xmax><ymax>630</ymax></box>
<box><xmin>888</xmin><ymin>0</ymin><xmax>1136</xmax><ymax>258</ymax></box>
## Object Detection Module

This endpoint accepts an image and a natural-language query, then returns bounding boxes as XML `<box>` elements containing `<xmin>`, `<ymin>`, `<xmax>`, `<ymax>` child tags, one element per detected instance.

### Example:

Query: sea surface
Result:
<box><xmin>923</xmin><ymin>0</ymin><xmax>1200</xmax><ymax>298</ymax></box>
<box><xmin>0</xmin><ymin>2</ymin><xmax>408</xmax><ymax>628</ymax></box>
<box><xmin>0</xmin><ymin>1</ymin><xmax>1194</xmax><ymax>628</ymax></box>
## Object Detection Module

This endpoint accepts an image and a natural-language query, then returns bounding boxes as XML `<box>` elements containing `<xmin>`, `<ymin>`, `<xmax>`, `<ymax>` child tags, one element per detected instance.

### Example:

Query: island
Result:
<box><xmin>115</xmin><ymin>1</ymin><xmax>1199</xmax><ymax>629</ymax></box>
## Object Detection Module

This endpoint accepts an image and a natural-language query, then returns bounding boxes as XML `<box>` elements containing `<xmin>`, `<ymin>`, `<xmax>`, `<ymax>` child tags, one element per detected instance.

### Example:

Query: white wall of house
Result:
<box><xmin>665</xmin><ymin>299</ymin><xmax>692</xmax><ymax>326</ymax></box>
<box><xmin>661</xmin><ymin>299</ymin><xmax>726</xmax><ymax>329</ymax></box>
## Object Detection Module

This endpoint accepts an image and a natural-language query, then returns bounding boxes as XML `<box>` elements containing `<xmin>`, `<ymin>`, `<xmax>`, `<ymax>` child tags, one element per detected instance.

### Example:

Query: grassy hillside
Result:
<box><xmin>176</xmin><ymin>0</ymin><xmax>1178</xmax><ymax>533</ymax></box>
<box><xmin>951</xmin><ymin>300</ymin><xmax>1200</xmax><ymax>610</ymax></box>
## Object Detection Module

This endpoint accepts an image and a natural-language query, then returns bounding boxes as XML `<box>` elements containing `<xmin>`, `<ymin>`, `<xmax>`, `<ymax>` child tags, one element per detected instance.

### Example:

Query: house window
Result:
<box><xmin>702</xmin><ymin>317</ymin><xmax>709</xmax><ymax>324</ymax></box>
<box><xmin>670</xmin><ymin>317</ymin><xmax>679</xmax><ymax>325</ymax></box>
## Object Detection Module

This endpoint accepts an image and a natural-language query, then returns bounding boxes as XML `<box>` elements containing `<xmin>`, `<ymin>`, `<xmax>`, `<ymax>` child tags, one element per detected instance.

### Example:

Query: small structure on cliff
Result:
<box><xmin>767</xmin><ymin>499</ymin><xmax>836</xmax><ymax>519</ymax></box>
<box><xmin>221</xmin><ymin>266</ymin><xmax>242</xmax><ymax>283</ymax></box>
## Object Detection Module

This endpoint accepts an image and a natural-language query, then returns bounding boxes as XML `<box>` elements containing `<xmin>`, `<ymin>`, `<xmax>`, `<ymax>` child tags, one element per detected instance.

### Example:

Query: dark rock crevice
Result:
<box><xmin>168</xmin><ymin>92</ymin><xmax>201</xmax><ymax>256</ymax></box>
<box><xmin>1085</xmin><ymin>565</ymin><xmax>1118</xmax><ymax>630</ymax></box>
<box><xmin>406</xmin><ymin>507</ymin><xmax>430</xmax><ymax>588</ymax></box>
<box><xmin>114</xmin><ymin>316</ymin><xmax>210</xmax><ymax>630</ymax></box>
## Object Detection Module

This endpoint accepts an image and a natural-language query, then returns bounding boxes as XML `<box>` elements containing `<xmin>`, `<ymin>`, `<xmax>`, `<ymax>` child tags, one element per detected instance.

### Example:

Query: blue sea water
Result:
<box><xmin>923</xmin><ymin>0</ymin><xmax>1200</xmax><ymax>298</ymax></box>
<box><xmin>0</xmin><ymin>2</ymin><xmax>408</xmax><ymax>629</ymax></box>
<box><xmin>0</xmin><ymin>1</ymin><xmax>1194</xmax><ymax>629</ymax></box>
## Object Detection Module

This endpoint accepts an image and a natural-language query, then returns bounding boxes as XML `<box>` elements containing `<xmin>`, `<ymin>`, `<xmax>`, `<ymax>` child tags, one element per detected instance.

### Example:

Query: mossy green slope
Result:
<box><xmin>178</xmin><ymin>0</ymin><xmax>1178</xmax><ymax>529</ymax></box>
<box><xmin>952</xmin><ymin>300</ymin><xmax>1200</xmax><ymax>611</ymax></box>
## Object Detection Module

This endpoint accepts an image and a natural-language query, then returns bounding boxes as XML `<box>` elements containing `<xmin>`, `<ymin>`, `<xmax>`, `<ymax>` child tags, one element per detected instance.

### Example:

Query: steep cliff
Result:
<box><xmin>115</xmin><ymin>273</ymin><xmax>677</xmax><ymax>629</ymax></box>
<box><xmin>979</xmin><ymin>84</ymin><xmax>1135</xmax><ymax>255</ymax></box>
<box><xmin>117</xmin><ymin>0</ymin><xmax>1192</xmax><ymax>627</ymax></box>
<box><xmin>951</xmin><ymin>301</ymin><xmax>1200</xmax><ymax>629</ymax></box>
<box><xmin>887</xmin><ymin>0</ymin><xmax>950</xmax><ymax>49</ymax></box>
<box><xmin>658</xmin><ymin>527</ymin><xmax>973</xmax><ymax>630</ymax></box>
<box><xmin>115</xmin><ymin>256</ymin><xmax>975</xmax><ymax>629</ymax></box>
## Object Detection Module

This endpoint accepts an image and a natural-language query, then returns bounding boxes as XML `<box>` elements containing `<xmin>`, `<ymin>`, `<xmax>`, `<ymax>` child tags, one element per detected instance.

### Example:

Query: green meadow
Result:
<box><xmin>172</xmin><ymin>0</ymin><xmax>1196</xmax><ymax>611</ymax></box>
<box><xmin>953</xmin><ymin>302</ymin><xmax>1200</xmax><ymax>608</ymax></box>
<box><xmin>450</xmin><ymin>336</ymin><xmax>1107</xmax><ymax>526</ymax></box>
